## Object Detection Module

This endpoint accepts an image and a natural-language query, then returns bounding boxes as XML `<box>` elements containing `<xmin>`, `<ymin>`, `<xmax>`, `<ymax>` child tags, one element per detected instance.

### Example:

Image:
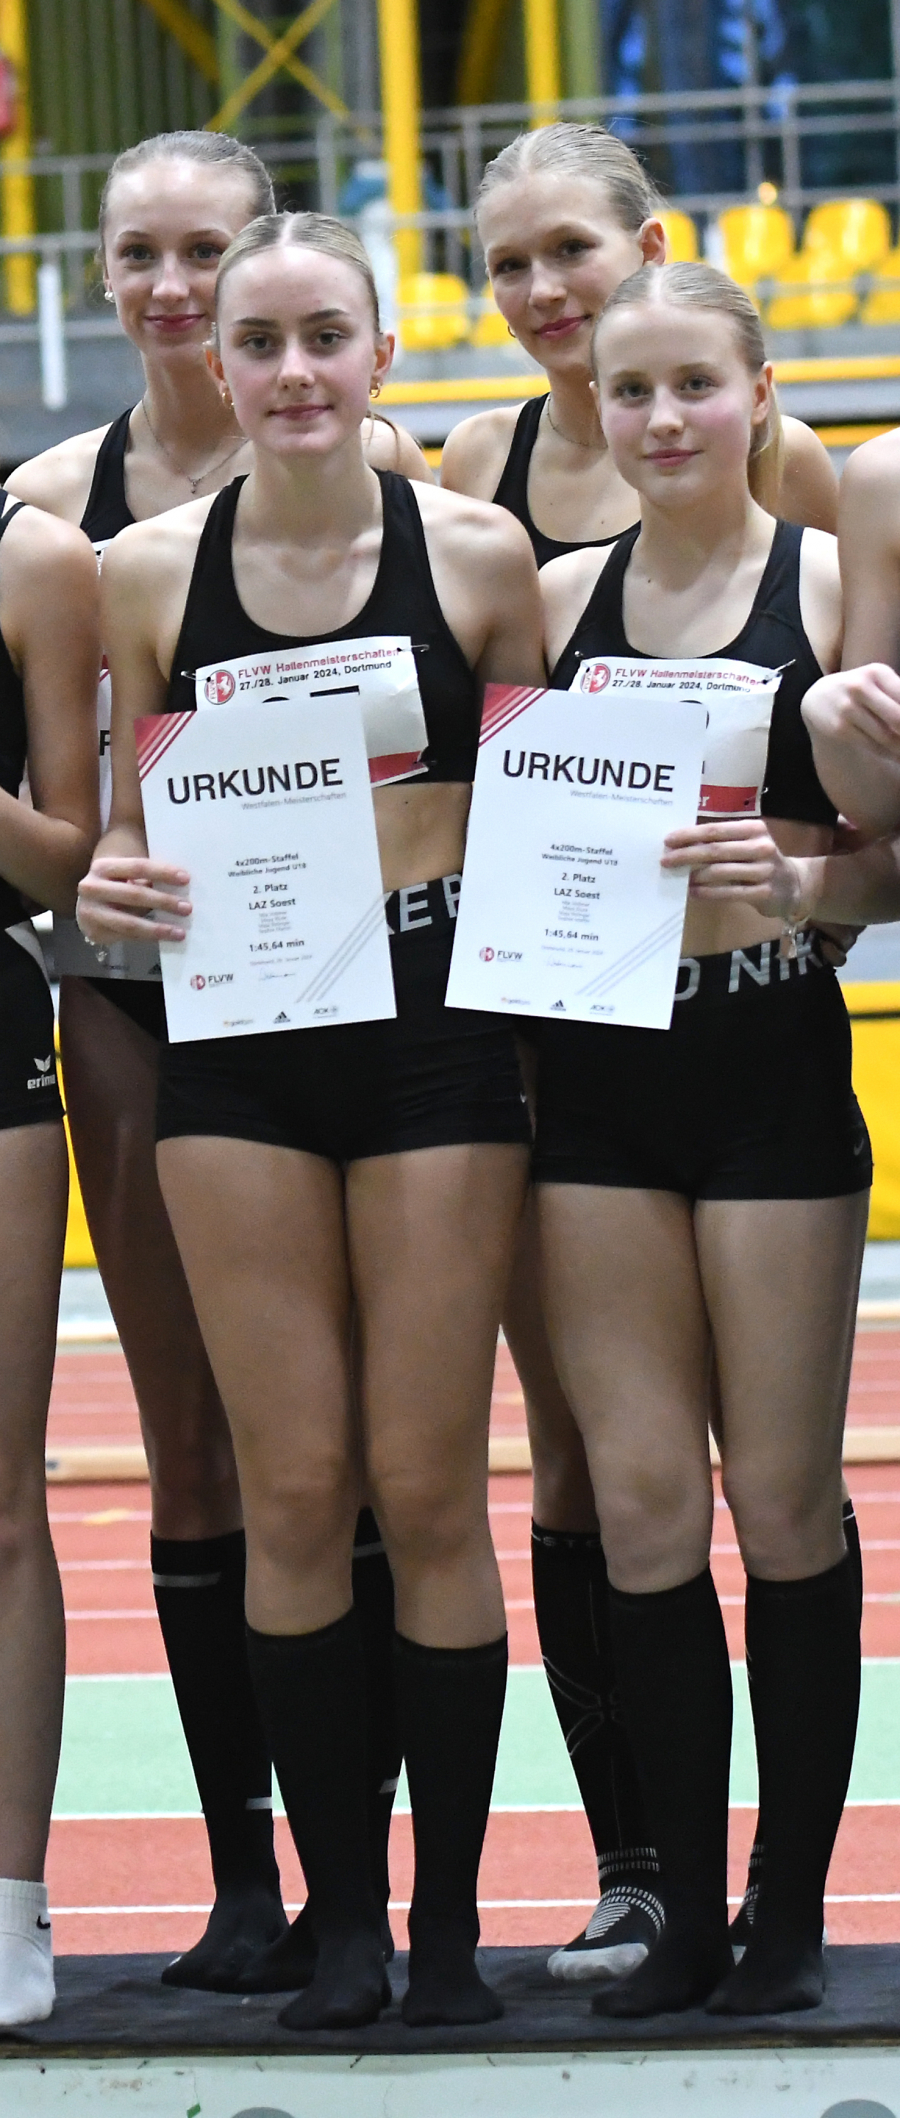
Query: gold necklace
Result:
<box><xmin>141</xmin><ymin>395</ymin><xmax>246</xmax><ymax>495</ymax></box>
<box><xmin>545</xmin><ymin>400</ymin><xmax>604</xmax><ymax>451</ymax></box>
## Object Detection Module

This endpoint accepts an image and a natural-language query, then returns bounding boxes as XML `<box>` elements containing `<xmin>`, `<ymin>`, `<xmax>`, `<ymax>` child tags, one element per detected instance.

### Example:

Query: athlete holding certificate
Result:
<box><xmin>533</xmin><ymin>262</ymin><xmax>869</xmax><ymax>2019</ymax></box>
<box><xmin>443</xmin><ymin>120</ymin><xmax>850</xmax><ymax>1987</ymax></box>
<box><xmin>77</xmin><ymin>211</ymin><xmax>539</xmax><ymax>2033</ymax></box>
<box><xmin>9</xmin><ymin>132</ymin><xmax>437</xmax><ymax>1994</ymax></box>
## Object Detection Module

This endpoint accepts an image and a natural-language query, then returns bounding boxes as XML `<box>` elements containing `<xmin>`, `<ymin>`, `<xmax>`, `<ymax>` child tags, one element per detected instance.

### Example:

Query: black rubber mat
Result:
<box><xmin>1</xmin><ymin>1946</ymin><xmax>900</xmax><ymax>2057</ymax></box>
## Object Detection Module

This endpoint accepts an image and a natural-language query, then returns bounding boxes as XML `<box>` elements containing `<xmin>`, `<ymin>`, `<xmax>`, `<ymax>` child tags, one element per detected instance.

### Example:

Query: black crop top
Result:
<box><xmin>166</xmin><ymin>471</ymin><xmax>481</xmax><ymax>783</ymax></box>
<box><xmin>551</xmin><ymin>518</ymin><xmax>838</xmax><ymax>829</ymax></box>
<box><xmin>0</xmin><ymin>496</ymin><xmax>30</xmax><ymax>929</ymax></box>
<box><xmin>492</xmin><ymin>395</ymin><xmax>637</xmax><ymax>571</ymax></box>
<box><xmin>81</xmin><ymin>407</ymin><xmax>134</xmax><ymax>546</ymax></box>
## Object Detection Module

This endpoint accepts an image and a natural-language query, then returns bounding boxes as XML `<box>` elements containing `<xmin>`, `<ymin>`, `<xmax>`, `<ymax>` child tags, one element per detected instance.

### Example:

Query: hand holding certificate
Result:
<box><xmin>447</xmin><ymin>683</ymin><xmax>707</xmax><ymax>1031</ymax></box>
<box><xmin>137</xmin><ymin>694</ymin><xmax>395</xmax><ymax>1042</ymax></box>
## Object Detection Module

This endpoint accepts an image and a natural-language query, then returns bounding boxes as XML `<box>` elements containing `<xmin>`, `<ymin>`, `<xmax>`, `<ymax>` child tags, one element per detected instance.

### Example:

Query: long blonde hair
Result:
<box><xmin>595</xmin><ymin>261</ymin><xmax>784</xmax><ymax>509</ymax></box>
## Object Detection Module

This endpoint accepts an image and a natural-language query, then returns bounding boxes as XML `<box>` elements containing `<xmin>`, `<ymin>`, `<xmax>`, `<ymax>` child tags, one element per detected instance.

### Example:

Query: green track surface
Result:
<box><xmin>52</xmin><ymin>1662</ymin><xmax>900</xmax><ymax>1817</ymax></box>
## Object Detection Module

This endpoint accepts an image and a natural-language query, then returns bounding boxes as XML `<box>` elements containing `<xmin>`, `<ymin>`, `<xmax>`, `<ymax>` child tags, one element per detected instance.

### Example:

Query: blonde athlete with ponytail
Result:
<box><xmin>442</xmin><ymin>121</ymin><xmax>851</xmax><ymax>1987</ymax></box>
<box><xmin>8</xmin><ymin>131</ymin><xmax>432</xmax><ymax>1996</ymax></box>
<box><xmin>533</xmin><ymin>262</ymin><xmax>867</xmax><ymax>2020</ymax></box>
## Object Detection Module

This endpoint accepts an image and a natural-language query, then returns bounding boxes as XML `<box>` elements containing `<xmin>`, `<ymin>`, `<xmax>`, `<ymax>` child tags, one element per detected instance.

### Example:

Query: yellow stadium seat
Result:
<box><xmin>471</xmin><ymin>278</ymin><xmax>509</xmax><ymax>348</ymax></box>
<box><xmin>861</xmin><ymin>248</ymin><xmax>900</xmax><ymax>324</ymax></box>
<box><xmin>397</xmin><ymin>272</ymin><xmax>471</xmax><ymax>351</ymax></box>
<box><xmin>767</xmin><ymin>252</ymin><xmax>858</xmax><ymax>329</ymax></box>
<box><xmin>718</xmin><ymin>203</ymin><xmax>795</xmax><ymax>287</ymax></box>
<box><xmin>659</xmin><ymin>209</ymin><xmax>699</xmax><ymax>262</ymax></box>
<box><xmin>803</xmin><ymin>196</ymin><xmax>890</xmax><ymax>275</ymax></box>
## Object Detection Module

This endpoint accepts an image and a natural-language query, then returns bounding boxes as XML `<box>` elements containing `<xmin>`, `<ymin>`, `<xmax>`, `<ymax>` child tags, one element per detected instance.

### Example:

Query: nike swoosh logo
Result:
<box><xmin>36</xmin><ymin>1917</ymin><xmax>50</xmax><ymax>1930</ymax></box>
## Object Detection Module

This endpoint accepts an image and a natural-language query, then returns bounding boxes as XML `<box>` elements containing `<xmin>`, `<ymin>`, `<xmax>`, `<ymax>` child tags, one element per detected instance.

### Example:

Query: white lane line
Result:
<box><xmin>47</xmin><ymin>1894</ymin><xmax>900</xmax><ymax>1916</ymax></box>
<box><xmin>63</xmin><ymin>1609</ymin><xmax>157</xmax><ymax>1621</ymax></box>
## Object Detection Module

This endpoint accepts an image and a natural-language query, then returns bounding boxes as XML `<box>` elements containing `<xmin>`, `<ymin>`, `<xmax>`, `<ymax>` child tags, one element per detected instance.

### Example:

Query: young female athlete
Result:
<box><xmin>0</xmin><ymin>498</ymin><xmax>98</xmax><ymax>2022</ymax></box>
<box><xmin>75</xmin><ymin>211</ymin><xmax>540</xmax><ymax>2032</ymax></box>
<box><xmin>533</xmin><ymin>261</ymin><xmax>868</xmax><ymax>2018</ymax></box>
<box><xmin>800</xmin><ymin>432</ymin><xmax>900</xmax><ymax>833</ymax></box>
<box><xmin>443</xmin><ymin>120</ymin><xmax>852</xmax><ymax>1985</ymax></box>
<box><xmin>9</xmin><ymin>131</ymin><xmax>432</xmax><ymax>1994</ymax></box>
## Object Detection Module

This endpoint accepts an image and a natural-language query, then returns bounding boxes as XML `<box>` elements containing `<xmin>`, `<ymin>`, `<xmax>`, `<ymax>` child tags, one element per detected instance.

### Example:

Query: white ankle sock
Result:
<box><xmin>0</xmin><ymin>1879</ymin><xmax>54</xmax><ymax>2025</ymax></box>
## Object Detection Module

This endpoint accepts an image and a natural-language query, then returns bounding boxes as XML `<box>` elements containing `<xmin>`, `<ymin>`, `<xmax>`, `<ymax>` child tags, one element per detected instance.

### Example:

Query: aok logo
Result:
<box><xmin>479</xmin><ymin>946</ymin><xmax>495</xmax><ymax>962</ymax></box>
<box><xmin>580</xmin><ymin>663</ymin><xmax>611</xmax><ymax>693</ymax></box>
<box><xmin>204</xmin><ymin>668</ymin><xmax>236</xmax><ymax>704</ymax></box>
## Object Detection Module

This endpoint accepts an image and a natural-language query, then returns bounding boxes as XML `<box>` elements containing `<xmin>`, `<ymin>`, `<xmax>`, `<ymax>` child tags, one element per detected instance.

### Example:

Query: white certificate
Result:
<box><xmin>193</xmin><ymin>636</ymin><xmax>428</xmax><ymax>786</ymax></box>
<box><xmin>571</xmin><ymin>655</ymin><xmax>782</xmax><ymax>815</ymax></box>
<box><xmin>447</xmin><ymin>683</ymin><xmax>706</xmax><ymax>1031</ymax></box>
<box><xmin>137</xmin><ymin>695</ymin><xmax>395</xmax><ymax>1042</ymax></box>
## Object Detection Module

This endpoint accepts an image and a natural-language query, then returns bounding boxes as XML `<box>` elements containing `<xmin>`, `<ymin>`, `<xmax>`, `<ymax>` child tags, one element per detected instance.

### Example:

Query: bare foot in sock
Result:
<box><xmin>278</xmin><ymin>1929</ymin><xmax>389</xmax><ymax>2031</ymax></box>
<box><xmin>402</xmin><ymin>1924</ymin><xmax>503</xmax><ymax>2028</ymax></box>
<box><xmin>591</xmin><ymin>1927</ymin><xmax>731</xmax><ymax>2018</ymax></box>
<box><xmin>707</xmin><ymin>1931</ymin><xmax>825</xmax><ymax>2014</ymax></box>
<box><xmin>161</xmin><ymin>1882</ymin><xmax>287</xmax><ymax>1991</ymax></box>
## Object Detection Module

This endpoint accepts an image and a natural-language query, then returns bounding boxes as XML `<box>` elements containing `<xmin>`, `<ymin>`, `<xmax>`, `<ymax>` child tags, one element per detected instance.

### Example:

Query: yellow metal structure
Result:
<box><xmin>523</xmin><ymin>0</ymin><xmax>562</xmax><ymax>119</ymax></box>
<box><xmin>0</xmin><ymin>0</ymin><xmax>33</xmax><ymax>314</ymax></box>
<box><xmin>457</xmin><ymin>0</ymin><xmax>512</xmax><ymax>104</ymax></box>
<box><xmin>844</xmin><ymin>983</ymin><xmax>900</xmax><ymax>1239</ymax></box>
<box><xmin>206</xmin><ymin>0</ymin><xmax>349</xmax><ymax>130</ymax></box>
<box><xmin>377</xmin><ymin>0</ymin><xmax>423</xmax><ymax>278</ymax></box>
<box><xmin>139</xmin><ymin>0</ymin><xmax>219</xmax><ymax>81</ymax></box>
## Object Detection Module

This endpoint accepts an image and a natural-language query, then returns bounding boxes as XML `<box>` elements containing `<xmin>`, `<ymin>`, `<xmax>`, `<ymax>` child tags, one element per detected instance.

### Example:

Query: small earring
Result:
<box><xmin>507</xmin><ymin>323</ymin><xmax>516</xmax><ymax>338</ymax></box>
<box><xmin>222</xmin><ymin>387</ymin><xmax>233</xmax><ymax>408</ymax></box>
<box><xmin>370</xmin><ymin>379</ymin><xmax>382</xmax><ymax>400</ymax></box>
<box><xmin>104</xmin><ymin>288</ymin><xmax>115</xmax><ymax>304</ymax></box>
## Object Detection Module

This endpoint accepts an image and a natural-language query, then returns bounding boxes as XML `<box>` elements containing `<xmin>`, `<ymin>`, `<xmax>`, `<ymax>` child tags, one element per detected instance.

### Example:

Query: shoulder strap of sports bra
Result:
<box><xmin>378</xmin><ymin>469</ymin><xmax>456</xmax><ymax>634</ymax></box>
<box><xmin>80</xmin><ymin>407</ymin><xmax>133</xmax><ymax>534</ymax></box>
<box><xmin>0</xmin><ymin>494</ymin><xmax>27</xmax><ymax>546</ymax></box>
<box><xmin>492</xmin><ymin>395</ymin><xmax>546</xmax><ymax>506</ymax></box>
<box><xmin>578</xmin><ymin>521</ymin><xmax>641</xmax><ymax>644</ymax></box>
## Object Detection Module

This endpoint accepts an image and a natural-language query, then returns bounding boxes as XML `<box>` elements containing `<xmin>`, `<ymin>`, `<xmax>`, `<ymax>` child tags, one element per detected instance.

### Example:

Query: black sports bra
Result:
<box><xmin>80</xmin><ymin>407</ymin><xmax>135</xmax><ymax>546</ymax></box>
<box><xmin>166</xmin><ymin>472</ymin><xmax>481</xmax><ymax>783</ymax></box>
<box><xmin>0</xmin><ymin>496</ymin><xmax>31</xmax><ymax>929</ymax></box>
<box><xmin>551</xmin><ymin>518</ymin><xmax>838</xmax><ymax>829</ymax></box>
<box><xmin>492</xmin><ymin>395</ymin><xmax>637</xmax><ymax>570</ymax></box>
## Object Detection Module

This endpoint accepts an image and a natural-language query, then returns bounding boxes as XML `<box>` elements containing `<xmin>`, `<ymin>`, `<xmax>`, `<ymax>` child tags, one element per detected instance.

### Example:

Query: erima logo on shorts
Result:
<box><xmin>27</xmin><ymin>1056</ymin><xmax>55</xmax><ymax>1090</ymax></box>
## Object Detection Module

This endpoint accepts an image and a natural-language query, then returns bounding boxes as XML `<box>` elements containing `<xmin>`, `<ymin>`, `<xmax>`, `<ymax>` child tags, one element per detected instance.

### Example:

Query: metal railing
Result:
<box><xmin>5</xmin><ymin>81</ymin><xmax>900</xmax><ymax>407</ymax></box>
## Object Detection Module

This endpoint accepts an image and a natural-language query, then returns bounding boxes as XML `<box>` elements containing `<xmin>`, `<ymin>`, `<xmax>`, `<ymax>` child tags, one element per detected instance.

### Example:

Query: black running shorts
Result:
<box><xmin>156</xmin><ymin>878</ymin><xmax>531</xmax><ymax>1162</ymax></box>
<box><xmin>0</xmin><ymin>928</ymin><xmax>63</xmax><ymax>1129</ymax></box>
<box><xmin>533</xmin><ymin>933</ymin><xmax>872</xmax><ymax>1201</ymax></box>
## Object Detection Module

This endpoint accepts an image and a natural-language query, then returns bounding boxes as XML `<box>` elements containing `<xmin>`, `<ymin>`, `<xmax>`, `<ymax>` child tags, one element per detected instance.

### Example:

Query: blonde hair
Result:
<box><xmin>476</xmin><ymin>121</ymin><xmax>665</xmax><ymax>236</ymax></box>
<box><xmin>594</xmin><ymin>261</ymin><xmax>784</xmax><ymax>510</ymax></box>
<box><xmin>215</xmin><ymin>210</ymin><xmax>381</xmax><ymax>332</ymax></box>
<box><xmin>100</xmin><ymin>130</ymin><xmax>274</xmax><ymax>245</ymax></box>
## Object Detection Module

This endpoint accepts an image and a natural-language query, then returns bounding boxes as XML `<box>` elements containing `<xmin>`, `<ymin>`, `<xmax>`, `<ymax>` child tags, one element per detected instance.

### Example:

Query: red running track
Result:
<box><xmin>44</xmin><ymin>1330</ymin><xmax>900</xmax><ymax>1955</ymax></box>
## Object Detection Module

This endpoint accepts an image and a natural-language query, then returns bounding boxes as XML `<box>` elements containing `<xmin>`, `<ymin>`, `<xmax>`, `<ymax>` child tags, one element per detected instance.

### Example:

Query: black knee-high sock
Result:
<box><xmin>593</xmin><ymin>1569</ymin><xmax>733</xmax><ymax>2017</ymax></box>
<box><xmin>395</xmin><ymin>1632</ymin><xmax>507</xmax><ymax>2026</ymax></box>
<box><xmin>151</xmin><ymin>1532</ymin><xmax>280</xmax><ymax>1898</ymax></box>
<box><xmin>531</xmin><ymin>1524</ymin><xmax>658</xmax><ymax>1908</ymax></box>
<box><xmin>246</xmin><ymin>1610</ymin><xmax>386</xmax><ymax>2029</ymax></box>
<box><xmin>712</xmin><ymin>1554</ymin><xmax>860</xmax><ymax>2014</ymax></box>
<box><xmin>843</xmin><ymin>1496</ymin><xmax>864</xmax><ymax>1625</ymax></box>
<box><xmin>352</xmin><ymin>1508</ymin><xmax>401</xmax><ymax>1915</ymax></box>
<box><xmin>739</xmin><ymin>1497</ymin><xmax>864</xmax><ymax>1927</ymax></box>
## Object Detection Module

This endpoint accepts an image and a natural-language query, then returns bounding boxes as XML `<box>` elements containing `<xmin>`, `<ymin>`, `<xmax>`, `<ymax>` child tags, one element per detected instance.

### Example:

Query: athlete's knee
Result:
<box><xmin>245</xmin><ymin>1455</ymin><xmax>356</xmax><ymax>1579</ymax></box>
<box><xmin>143</xmin><ymin>1419</ymin><xmax>238</xmax><ymax>1534</ymax></box>
<box><xmin>724</xmin><ymin>1454</ymin><xmax>842</xmax><ymax>1574</ymax></box>
<box><xmin>596</xmin><ymin>1457</ymin><xmax>712</xmax><ymax>1588</ymax></box>
<box><xmin>369</xmin><ymin>1461</ymin><xmax>481</xmax><ymax>1576</ymax></box>
<box><xmin>528</xmin><ymin>1414</ymin><xmax>597</xmax><ymax>1531</ymax></box>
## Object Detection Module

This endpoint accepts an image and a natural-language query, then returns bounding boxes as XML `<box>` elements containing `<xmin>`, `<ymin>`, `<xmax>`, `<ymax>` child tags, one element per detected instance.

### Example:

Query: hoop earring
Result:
<box><xmin>507</xmin><ymin>323</ymin><xmax>516</xmax><ymax>338</ymax></box>
<box><xmin>222</xmin><ymin>387</ymin><xmax>233</xmax><ymax>409</ymax></box>
<box><xmin>370</xmin><ymin>379</ymin><xmax>382</xmax><ymax>399</ymax></box>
